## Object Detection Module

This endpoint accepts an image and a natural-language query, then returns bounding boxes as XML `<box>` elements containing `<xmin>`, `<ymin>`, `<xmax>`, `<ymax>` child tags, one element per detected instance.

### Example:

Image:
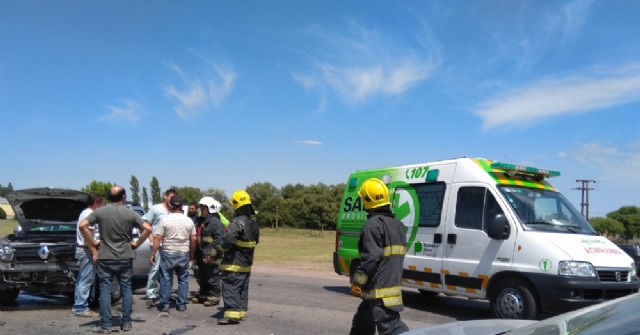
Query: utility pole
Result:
<box><xmin>574</xmin><ymin>179</ymin><xmax>596</xmax><ymax>220</ymax></box>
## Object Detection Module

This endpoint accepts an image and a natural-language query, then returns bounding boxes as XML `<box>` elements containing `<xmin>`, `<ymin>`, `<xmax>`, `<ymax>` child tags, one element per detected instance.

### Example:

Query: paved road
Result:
<box><xmin>0</xmin><ymin>263</ymin><xmax>495</xmax><ymax>335</ymax></box>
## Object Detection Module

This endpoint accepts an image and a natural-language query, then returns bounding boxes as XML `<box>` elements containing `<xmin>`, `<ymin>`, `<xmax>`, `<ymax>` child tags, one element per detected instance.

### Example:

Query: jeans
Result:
<box><xmin>96</xmin><ymin>259</ymin><xmax>133</xmax><ymax>329</ymax></box>
<box><xmin>159</xmin><ymin>250</ymin><xmax>190</xmax><ymax>310</ymax></box>
<box><xmin>72</xmin><ymin>246</ymin><xmax>95</xmax><ymax>314</ymax></box>
<box><xmin>145</xmin><ymin>247</ymin><xmax>161</xmax><ymax>299</ymax></box>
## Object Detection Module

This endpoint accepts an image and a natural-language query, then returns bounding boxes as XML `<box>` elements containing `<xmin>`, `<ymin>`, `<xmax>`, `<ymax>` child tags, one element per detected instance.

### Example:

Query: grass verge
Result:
<box><xmin>0</xmin><ymin>219</ymin><xmax>17</xmax><ymax>237</ymax></box>
<box><xmin>255</xmin><ymin>228</ymin><xmax>335</xmax><ymax>263</ymax></box>
<box><xmin>0</xmin><ymin>222</ymin><xmax>335</xmax><ymax>265</ymax></box>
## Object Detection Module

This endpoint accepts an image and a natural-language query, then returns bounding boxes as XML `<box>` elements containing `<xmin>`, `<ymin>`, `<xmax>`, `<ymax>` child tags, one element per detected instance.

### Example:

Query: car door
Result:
<box><xmin>441</xmin><ymin>184</ymin><xmax>516</xmax><ymax>297</ymax></box>
<box><xmin>392</xmin><ymin>182</ymin><xmax>448</xmax><ymax>291</ymax></box>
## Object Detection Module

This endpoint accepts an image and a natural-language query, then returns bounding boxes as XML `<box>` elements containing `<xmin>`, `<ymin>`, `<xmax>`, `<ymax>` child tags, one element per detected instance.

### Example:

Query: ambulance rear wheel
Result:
<box><xmin>490</xmin><ymin>278</ymin><xmax>538</xmax><ymax>320</ymax></box>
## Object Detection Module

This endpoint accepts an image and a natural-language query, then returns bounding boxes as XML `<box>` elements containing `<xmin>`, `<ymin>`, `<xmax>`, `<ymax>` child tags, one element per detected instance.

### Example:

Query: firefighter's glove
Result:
<box><xmin>350</xmin><ymin>283</ymin><xmax>362</xmax><ymax>298</ymax></box>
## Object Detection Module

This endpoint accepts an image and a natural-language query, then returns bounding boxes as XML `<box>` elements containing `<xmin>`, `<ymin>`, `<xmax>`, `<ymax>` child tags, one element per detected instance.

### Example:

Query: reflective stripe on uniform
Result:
<box><xmin>381</xmin><ymin>296</ymin><xmax>403</xmax><ymax>307</ymax></box>
<box><xmin>361</xmin><ymin>286</ymin><xmax>402</xmax><ymax>300</ymax></box>
<box><xmin>383</xmin><ymin>245</ymin><xmax>406</xmax><ymax>257</ymax></box>
<box><xmin>201</xmin><ymin>236</ymin><xmax>214</xmax><ymax>243</ymax></box>
<box><xmin>220</xmin><ymin>264</ymin><xmax>252</xmax><ymax>272</ymax></box>
<box><xmin>224</xmin><ymin>310</ymin><xmax>243</xmax><ymax>319</ymax></box>
<box><xmin>235</xmin><ymin>240</ymin><xmax>257</xmax><ymax>248</ymax></box>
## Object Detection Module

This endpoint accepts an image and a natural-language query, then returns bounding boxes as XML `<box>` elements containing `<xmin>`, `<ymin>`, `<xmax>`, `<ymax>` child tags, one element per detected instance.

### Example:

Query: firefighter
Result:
<box><xmin>349</xmin><ymin>178</ymin><xmax>409</xmax><ymax>335</ymax></box>
<box><xmin>191</xmin><ymin>197</ymin><xmax>224</xmax><ymax>306</ymax></box>
<box><xmin>217</xmin><ymin>190</ymin><xmax>260</xmax><ymax>325</ymax></box>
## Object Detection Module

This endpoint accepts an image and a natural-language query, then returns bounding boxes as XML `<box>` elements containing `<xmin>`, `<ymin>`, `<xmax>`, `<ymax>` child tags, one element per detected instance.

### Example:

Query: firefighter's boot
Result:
<box><xmin>217</xmin><ymin>317</ymin><xmax>240</xmax><ymax>325</ymax></box>
<box><xmin>202</xmin><ymin>296</ymin><xmax>220</xmax><ymax>306</ymax></box>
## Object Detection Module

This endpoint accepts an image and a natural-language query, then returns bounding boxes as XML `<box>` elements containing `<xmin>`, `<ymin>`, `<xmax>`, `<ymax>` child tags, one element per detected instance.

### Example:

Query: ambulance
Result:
<box><xmin>333</xmin><ymin>158</ymin><xmax>639</xmax><ymax>319</ymax></box>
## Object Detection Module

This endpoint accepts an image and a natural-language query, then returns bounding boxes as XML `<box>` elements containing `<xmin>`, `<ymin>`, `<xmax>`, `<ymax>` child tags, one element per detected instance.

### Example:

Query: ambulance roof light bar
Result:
<box><xmin>490</xmin><ymin>161</ymin><xmax>561</xmax><ymax>179</ymax></box>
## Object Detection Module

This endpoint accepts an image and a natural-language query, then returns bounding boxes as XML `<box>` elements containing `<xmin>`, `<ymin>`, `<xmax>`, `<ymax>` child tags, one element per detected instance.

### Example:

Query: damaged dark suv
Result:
<box><xmin>0</xmin><ymin>187</ymin><xmax>90</xmax><ymax>305</ymax></box>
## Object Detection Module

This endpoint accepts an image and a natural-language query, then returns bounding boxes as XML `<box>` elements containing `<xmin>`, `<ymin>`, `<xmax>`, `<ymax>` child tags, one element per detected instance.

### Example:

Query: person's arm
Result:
<box><xmin>79</xmin><ymin>219</ymin><xmax>100</xmax><ymax>264</ymax></box>
<box><xmin>132</xmin><ymin>220</ymin><xmax>152</xmax><ymax>250</ymax></box>
<box><xmin>141</xmin><ymin>207</ymin><xmax>155</xmax><ymax>244</ymax></box>
<box><xmin>353</xmin><ymin>220</ymin><xmax>384</xmax><ymax>286</ymax></box>
<box><xmin>220</xmin><ymin>218</ymin><xmax>243</xmax><ymax>252</ymax></box>
<box><xmin>189</xmin><ymin>233</ymin><xmax>197</xmax><ymax>262</ymax></box>
<box><xmin>150</xmin><ymin>233</ymin><xmax>162</xmax><ymax>265</ymax></box>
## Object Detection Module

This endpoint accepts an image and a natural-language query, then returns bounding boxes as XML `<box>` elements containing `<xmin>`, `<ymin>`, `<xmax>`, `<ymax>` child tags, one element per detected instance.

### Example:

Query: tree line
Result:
<box><xmin>7</xmin><ymin>177</ymin><xmax>639</xmax><ymax>238</ymax></box>
<box><xmin>80</xmin><ymin>176</ymin><xmax>345</xmax><ymax>231</ymax></box>
<box><xmin>589</xmin><ymin>206</ymin><xmax>640</xmax><ymax>242</ymax></box>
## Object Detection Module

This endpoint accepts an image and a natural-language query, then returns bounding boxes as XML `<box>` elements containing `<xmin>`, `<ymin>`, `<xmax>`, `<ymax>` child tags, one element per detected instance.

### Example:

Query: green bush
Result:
<box><xmin>0</xmin><ymin>207</ymin><xmax>6</xmax><ymax>220</ymax></box>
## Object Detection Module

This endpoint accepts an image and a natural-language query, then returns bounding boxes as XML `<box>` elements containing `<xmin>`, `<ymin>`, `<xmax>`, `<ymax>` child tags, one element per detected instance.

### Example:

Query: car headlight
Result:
<box><xmin>630</xmin><ymin>263</ymin><xmax>637</xmax><ymax>278</ymax></box>
<box><xmin>0</xmin><ymin>244</ymin><xmax>14</xmax><ymax>262</ymax></box>
<box><xmin>558</xmin><ymin>261</ymin><xmax>596</xmax><ymax>277</ymax></box>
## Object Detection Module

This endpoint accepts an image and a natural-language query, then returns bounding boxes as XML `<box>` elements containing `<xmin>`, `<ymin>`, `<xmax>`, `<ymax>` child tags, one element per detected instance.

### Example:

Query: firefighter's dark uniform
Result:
<box><xmin>193</xmin><ymin>213</ymin><xmax>224</xmax><ymax>304</ymax></box>
<box><xmin>350</xmin><ymin>207</ymin><xmax>409</xmax><ymax>335</ymax></box>
<box><xmin>219</xmin><ymin>205</ymin><xmax>259</xmax><ymax>322</ymax></box>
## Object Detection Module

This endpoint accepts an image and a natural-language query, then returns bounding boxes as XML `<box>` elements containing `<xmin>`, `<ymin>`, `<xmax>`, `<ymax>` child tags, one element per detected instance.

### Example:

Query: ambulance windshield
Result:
<box><xmin>498</xmin><ymin>186</ymin><xmax>597</xmax><ymax>235</ymax></box>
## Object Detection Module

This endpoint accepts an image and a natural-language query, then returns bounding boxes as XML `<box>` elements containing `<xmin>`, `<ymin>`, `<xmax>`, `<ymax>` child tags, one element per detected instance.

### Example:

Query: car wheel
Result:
<box><xmin>490</xmin><ymin>278</ymin><xmax>538</xmax><ymax>320</ymax></box>
<box><xmin>0</xmin><ymin>288</ymin><xmax>20</xmax><ymax>306</ymax></box>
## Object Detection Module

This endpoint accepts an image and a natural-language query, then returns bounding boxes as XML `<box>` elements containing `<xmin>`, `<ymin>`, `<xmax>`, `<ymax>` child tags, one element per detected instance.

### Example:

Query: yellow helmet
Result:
<box><xmin>358</xmin><ymin>178</ymin><xmax>390</xmax><ymax>210</ymax></box>
<box><xmin>231</xmin><ymin>190</ymin><xmax>252</xmax><ymax>210</ymax></box>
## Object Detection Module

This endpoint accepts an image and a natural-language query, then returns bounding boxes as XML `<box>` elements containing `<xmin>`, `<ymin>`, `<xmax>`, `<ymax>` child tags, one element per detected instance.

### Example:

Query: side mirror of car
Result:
<box><xmin>487</xmin><ymin>214</ymin><xmax>510</xmax><ymax>240</ymax></box>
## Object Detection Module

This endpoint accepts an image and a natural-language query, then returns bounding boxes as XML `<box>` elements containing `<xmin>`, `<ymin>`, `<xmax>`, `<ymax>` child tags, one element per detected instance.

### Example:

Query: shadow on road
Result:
<box><xmin>322</xmin><ymin>285</ymin><xmax>493</xmax><ymax>321</ymax></box>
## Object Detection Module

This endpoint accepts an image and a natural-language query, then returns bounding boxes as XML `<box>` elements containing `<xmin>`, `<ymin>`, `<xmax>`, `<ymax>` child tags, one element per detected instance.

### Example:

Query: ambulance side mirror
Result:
<box><xmin>487</xmin><ymin>214</ymin><xmax>510</xmax><ymax>240</ymax></box>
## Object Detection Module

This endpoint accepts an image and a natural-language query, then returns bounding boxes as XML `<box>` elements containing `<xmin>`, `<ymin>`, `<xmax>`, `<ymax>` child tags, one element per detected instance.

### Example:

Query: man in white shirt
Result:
<box><xmin>150</xmin><ymin>195</ymin><xmax>196</xmax><ymax>314</ymax></box>
<box><xmin>142</xmin><ymin>189</ymin><xmax>177</xmax><ymax>306</ymax></box>
<box><xmin>71</xmin><ymin>194</ymin><xmax>104</xmax><ymax>317</ymax></box>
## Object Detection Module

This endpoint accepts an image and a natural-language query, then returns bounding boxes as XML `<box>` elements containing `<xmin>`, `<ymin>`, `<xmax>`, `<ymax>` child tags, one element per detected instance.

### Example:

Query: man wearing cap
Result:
<box><xmin>151</xmin><ymin>195</ymin><xmax>196</xmax><ymax>314</ymax></box>
<box><xmin>192</xmin><ymin>196</ymin><xmax>225</xmax><ymax>306</ymax></box>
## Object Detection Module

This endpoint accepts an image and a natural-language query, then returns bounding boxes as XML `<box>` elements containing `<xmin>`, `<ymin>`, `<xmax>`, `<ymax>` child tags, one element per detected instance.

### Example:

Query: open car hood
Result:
<box><xmin>7</xmin><ymin>188</ymin><xmax>90</xmax><ymax>231</ymax></box>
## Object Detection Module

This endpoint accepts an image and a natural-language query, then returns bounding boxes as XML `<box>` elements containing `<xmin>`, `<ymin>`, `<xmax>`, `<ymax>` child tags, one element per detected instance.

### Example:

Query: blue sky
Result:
<box><xmin>1</xmin><ymin>1</ymin><xmax>639</xmax><ymax>217</ymax></box>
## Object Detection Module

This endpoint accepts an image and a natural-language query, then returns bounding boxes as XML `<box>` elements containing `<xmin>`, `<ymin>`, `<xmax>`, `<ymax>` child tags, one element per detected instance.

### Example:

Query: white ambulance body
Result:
<box><xmin>334</xmin><ymin>158</ymin><xmax>639</xmax><ymax>319</ymax></box>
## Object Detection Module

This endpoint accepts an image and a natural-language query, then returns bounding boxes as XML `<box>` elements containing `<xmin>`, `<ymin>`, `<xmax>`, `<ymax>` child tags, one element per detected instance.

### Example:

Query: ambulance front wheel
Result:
<box><xmin>490</xmin><ymin>278</ymin><xmax>538</xmax><ymax>320</ymax></box>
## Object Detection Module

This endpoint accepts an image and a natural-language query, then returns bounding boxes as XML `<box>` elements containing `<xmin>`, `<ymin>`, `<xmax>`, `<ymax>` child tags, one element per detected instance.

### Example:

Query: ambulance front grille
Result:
<box><xmin>596</xmin><ymin>269</ymin><xmax>629</xmax><ymax>282</ymax></box>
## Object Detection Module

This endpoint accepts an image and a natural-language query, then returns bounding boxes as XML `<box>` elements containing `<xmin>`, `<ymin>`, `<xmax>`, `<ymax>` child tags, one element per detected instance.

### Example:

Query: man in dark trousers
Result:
<box><xmin>349</xmin><ymin>178</ymin><xmax>409</xmax><ymax>335</ymax></box>
<box><xmin>191</xmin><ymin>196</ymin><xmax>224</xmax><ymax>306</ymax></box>
<box><xmin>79</xmin><ymin>186</ymin><xmax>152</xmax><ymax>334</ymax></box>
<box><xmin>217</xmin><ymin>190</ymin><xmax>260</xmax><ymax>325</ymax></box>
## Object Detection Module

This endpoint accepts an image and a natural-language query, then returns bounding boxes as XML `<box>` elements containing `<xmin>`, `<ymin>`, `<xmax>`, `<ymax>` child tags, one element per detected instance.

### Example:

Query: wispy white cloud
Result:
<box><xmin>573</xmin><ymin>142</ymin><xmax>640</xmax><ymax>183</ymax></box>
<box><xmin>561</xmin><ymin>0</ymin><xmax>595</xmax><ymax>40</ymax></box>
<box><xmin>163</xmin><ymin>62</ymin><xmax>236</xmax><ymax>121</ymax></box>
<box><xmin>294</xmin><ymin>140</ymin><xmax>322</xmax><ymax>145</ymax></box>
<box><xmin>294</xmin><ymin>21</ymin><xmax>441</xmax><ymax>105</ymax></box>
<box><xmin>100</xmin><ymin>100</ymin><xmax>143</xmax><ymax>124</ymax></box>
<box><xmin>475</xmin><ymin>63</ymin><xmax>640</xmax><ymax>129</ymax></box>
<box><xmin>478</xmin><ymin>0</ymin><xmax>594</xmax><ymax>71</ymax></box>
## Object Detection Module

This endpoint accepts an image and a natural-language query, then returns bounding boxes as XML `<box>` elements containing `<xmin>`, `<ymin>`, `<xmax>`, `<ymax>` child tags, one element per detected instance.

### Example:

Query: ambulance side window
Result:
<box><xmin>414</xmin><ymin>182</ymin><xmax>446</xmax><ymax>227</ymax></box>
<box><xmin>456</xmin><ymin>187</ymin><xmax>485</xmax><ymax>230</ymax></box>
<box><xmin>455</xmin><ymin>187</ymin><xmax>505</xmax><ymax>231</ymax></box>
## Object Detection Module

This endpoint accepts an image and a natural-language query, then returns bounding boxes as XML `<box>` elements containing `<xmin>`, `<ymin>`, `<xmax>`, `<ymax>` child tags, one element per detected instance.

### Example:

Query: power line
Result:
<box><xmin>574</xmin><ymin>179</ymin><xmax>596</xmax><ymax>220</ymax></box>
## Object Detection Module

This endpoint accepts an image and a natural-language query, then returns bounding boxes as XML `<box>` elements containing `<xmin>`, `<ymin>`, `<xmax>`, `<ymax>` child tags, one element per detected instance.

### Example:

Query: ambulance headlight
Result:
<box><xmin>558</xmin><ymin>261</ymin><xmax>596</xmax><ymax>277</ymax></box>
